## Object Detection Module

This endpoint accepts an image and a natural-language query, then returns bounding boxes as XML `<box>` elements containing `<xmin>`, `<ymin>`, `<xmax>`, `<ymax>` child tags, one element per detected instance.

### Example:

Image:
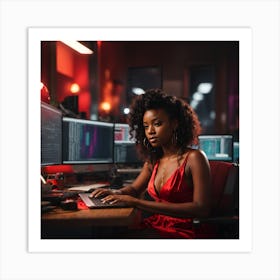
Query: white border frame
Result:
<box><xmin>28</xmin><ymin>27</ymin><xmax>252</xmax><ymax>253</ymax></box>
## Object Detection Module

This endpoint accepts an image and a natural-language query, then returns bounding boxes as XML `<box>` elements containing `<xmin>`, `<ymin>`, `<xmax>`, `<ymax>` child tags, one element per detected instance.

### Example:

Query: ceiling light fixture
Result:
<box><xmin>61</xmin><ymin>41</ymin><xmax>94</xmax><ymax>54</ymax></box>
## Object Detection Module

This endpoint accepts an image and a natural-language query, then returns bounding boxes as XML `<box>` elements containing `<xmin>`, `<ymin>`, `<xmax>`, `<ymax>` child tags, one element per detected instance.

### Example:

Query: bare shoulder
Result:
<box><xmin>187</xmin><ymin>149</ymin><xmax>209</xmax><ymax>166</ymax></box>
<box><xmin>185</xmin><ymin>149</ymin><xmax>210</xmax><ymax>181</ymax></box>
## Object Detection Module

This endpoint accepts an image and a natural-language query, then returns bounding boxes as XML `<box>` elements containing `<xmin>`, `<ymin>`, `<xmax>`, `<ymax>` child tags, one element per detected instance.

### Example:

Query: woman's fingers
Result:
<box><xmin>101</xmin><ymin>194</ymin><xmax>115</xmax><ymax>203</ymax></box>
<box><xmin>90</xmin><ymin>188</ymin><xmax>111</xmax><ymax>198</ymax></box>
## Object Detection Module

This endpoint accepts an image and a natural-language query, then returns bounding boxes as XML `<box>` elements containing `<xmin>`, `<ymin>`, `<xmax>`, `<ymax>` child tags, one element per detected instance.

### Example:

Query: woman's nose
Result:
<box><xmin>147</xmin><ymin>126</ymin><xmax>155</xmax><ymax>134</ymax></box>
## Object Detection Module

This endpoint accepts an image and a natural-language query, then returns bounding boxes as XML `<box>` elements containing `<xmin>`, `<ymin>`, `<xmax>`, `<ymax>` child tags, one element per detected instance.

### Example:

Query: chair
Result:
<box><xmin>193</xmin><ymin>160</ymin><xmax>239</xmax><ymax>239</ymax></box>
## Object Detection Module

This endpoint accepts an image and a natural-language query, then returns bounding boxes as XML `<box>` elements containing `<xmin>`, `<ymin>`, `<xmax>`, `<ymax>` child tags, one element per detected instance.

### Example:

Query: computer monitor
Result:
<box><xmin>233</xmin><ymin>142</ymin><xmax>239</xmax><ymax>163</ymax></box>
<box><xmin>41</xmin><ymin>101</ymin><xmax>63</xmax><ymax>166</ymax></box>
<box><xmin>198</xmin><ymin>135</ymin><xmax>233</xmax><ymax>161</ymax></box>
<box><xmin>114</xmin><ymin>123</ymin><xmax>142</xmax><ymax>164</ymax></box>
<box><xmin>62</xmin><ymin>117</ymin><xmax>114</xmax><ymax>164</ymax></box>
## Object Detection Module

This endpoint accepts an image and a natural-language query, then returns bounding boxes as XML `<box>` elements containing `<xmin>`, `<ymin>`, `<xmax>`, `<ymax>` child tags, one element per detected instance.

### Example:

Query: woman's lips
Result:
<box><xmin>149</xmin><ymin>137</ymin><xmax>158</xmax><ymax>143</ymax></box>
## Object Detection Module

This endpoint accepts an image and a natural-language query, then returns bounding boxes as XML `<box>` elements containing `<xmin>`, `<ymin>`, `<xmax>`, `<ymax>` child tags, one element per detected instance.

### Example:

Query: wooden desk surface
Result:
<box><xmin>42</xmin><ymin>207</ymin><xmax>140</xmax><ymax>227</ymax></box>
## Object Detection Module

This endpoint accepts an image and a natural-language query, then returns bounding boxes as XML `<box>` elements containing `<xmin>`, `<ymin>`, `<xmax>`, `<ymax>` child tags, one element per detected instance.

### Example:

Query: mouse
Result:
<box><xmin>60</xmin><ymin>199</ymin><xmax>78</xmax><ymax>210</ymax></box>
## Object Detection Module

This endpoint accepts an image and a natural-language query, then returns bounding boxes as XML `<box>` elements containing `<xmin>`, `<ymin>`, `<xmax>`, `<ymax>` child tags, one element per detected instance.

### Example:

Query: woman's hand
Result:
<box><xmin>100</xmin><ymin>194</ymin><xmax>138</xmax><ymax>207</ymax></box>
<box><xmin>89</xmin><ymin>188</ymin><xmax>120</xmax><ymax>199</ymax></box>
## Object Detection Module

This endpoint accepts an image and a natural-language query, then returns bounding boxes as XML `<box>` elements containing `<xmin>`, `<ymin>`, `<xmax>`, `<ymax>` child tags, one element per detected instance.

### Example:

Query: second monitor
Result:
<box><xmin>114</xmin><ymin>123</ymin><xmax>142</xmax><ymax>165</ymax></box>
<box><xmin>198</xmin><ymin>135</ymin><xmax>233</xmax><ymax>162</ymax></box>
<box><xmin>62</xmin><ymin>117</ymin><xmax>114</xmax><ymax>164</ymax></box>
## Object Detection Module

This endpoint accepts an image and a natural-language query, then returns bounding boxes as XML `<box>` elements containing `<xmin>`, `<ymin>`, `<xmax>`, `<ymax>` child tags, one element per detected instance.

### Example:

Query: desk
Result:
<box><xmin>41</xmin><ymin>206</ymin><xmax>140</xmax><ymax>239</ymax></box>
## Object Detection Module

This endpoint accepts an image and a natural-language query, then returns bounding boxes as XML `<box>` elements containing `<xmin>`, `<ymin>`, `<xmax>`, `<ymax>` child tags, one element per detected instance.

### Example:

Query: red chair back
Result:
<box><xmin>209</xmin><ymin>161</ymin><xmax>239</xmax><ymax>216</ymax></box>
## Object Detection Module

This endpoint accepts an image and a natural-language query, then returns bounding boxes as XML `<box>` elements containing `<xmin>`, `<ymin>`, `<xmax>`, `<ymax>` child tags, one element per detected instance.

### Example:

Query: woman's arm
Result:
<box><xmin>103</xmin><ymin>150</ymin><xmax>211</xmax><ymax>218</ymax></box>
<box><xmin>187</xmin><ymin>149</ymin><xmax>212</xmax><ymax>217</ymax></box>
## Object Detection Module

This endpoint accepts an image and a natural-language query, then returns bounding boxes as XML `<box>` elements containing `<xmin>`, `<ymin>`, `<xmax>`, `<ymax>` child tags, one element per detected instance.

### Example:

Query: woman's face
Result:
<box><xmin>143</xmin><ymin>108</ymin><xmax>177</xmax><ymax>148</ymax></box>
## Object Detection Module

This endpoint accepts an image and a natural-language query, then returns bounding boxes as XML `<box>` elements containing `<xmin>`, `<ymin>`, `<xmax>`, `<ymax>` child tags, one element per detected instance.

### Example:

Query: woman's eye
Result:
<box><xmin>154</xmin><ymin>122</ymin><xmax>161</xmax><ymax>126</ymax></box>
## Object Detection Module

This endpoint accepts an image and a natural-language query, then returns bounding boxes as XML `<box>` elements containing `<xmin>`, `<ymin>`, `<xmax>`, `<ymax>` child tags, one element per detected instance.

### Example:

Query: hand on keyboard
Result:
<box><xmin>90</xmin><ymin>187</ymin><xmax>121</xmax><ymax>199</ymax></box>
<box><xmin>99</xmin><ymin>194</ymin><xmax>138</xmax><ymax>207</ymax></box>
<box><xmin>79</xmin><ymin>193</ymin><xmax>128</xmax><ymax>208</ymax></box>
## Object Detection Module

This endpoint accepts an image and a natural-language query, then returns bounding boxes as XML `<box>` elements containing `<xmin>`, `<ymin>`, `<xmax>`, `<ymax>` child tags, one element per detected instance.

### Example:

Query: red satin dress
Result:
<box><xmin>142</xmin><ymin>154</ymin><xmax>196</xmax><ymax>238</ymax></box>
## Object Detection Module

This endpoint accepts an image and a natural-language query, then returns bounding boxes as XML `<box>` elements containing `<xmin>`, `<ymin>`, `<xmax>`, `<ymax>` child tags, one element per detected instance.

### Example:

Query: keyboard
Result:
<box><xmin>79</xmin><ymin>193</ymin><xmax>129</xmax><ymax>209</ymax></box>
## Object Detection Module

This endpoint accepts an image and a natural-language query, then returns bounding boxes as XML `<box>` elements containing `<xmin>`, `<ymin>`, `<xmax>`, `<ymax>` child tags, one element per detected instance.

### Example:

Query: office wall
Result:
<box><xmin>97</xmin><ymin>41</ymin><xmax>239</xmax><ymax>134</ymax></box>
<box><xmin>41</xmin><ymin>41</ymin><xmax>239</xmax><ymax>135</ymax></box>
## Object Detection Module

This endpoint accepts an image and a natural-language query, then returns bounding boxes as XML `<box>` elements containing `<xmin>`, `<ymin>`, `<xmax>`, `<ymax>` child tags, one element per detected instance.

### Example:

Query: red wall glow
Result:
<box><xmin>55</xmin><ymin>42</ymin><xmax>91</xmax><ymax>118</ymax></box>
<box><xmin>56</xmin><ymin>42</ymin><xmax>74</xmax><ymax>77</ymax></box>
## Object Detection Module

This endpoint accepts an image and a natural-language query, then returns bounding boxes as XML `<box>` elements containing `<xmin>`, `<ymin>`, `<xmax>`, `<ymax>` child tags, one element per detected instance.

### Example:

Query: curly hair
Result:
<box><xmin>127</xmin><ymin>89</ymin><xmax>201</xmax><ymax>163</ymax></box>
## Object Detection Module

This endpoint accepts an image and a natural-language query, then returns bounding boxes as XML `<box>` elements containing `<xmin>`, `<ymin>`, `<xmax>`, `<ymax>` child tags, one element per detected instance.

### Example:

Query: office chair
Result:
<box><xmin>193</xmin><ymin>160</ymin><xmax>239</xmax><ymax>239</ymax></box>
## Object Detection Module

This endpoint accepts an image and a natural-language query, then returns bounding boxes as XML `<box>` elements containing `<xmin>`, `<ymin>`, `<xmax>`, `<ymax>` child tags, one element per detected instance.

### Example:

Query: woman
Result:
<box><xmin>91</xmin><ymin>89</ymin><xmax>211</xmax><ymax>238</ymax></box>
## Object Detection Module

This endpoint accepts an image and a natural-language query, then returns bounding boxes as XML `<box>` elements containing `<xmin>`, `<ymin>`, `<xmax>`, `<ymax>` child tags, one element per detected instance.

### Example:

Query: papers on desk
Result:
<box><xmin>67</xmin><ymin>183</ymin><xmax>110</xmax><ymax>192</ymax></box>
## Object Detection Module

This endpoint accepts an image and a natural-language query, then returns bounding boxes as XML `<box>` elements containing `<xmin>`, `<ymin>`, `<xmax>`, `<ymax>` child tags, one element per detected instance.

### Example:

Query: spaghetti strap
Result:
<box><xmin>181</xmin><ymin>152</ymin><xmax>191</xmax><ymax>169</ymax></box>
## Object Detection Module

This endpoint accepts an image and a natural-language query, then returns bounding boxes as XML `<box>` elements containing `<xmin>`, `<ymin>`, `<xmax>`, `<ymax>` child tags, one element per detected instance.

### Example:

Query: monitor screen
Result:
<box><xmin>114</xmin><ymin>123</ymin><xmax>142</xmax><ymax>164</ymax></box>
<box><xmin>233</xmin><ymin>142</ymin><xmax>239</xmax><ymax>163</ymax></box>
<box><xmin>62</xmin><ymin>117</ymin><xmax>114</xmax><ymax>164</ymax></box>
<box><xmin>198</xmin><ymin>135</ymin><xmax>233</xmax><ymax>161</ymax></box>
<box><xmin>41</xmin><ymin>101</ymin><xmax>63</xmax><ymax>165</ymax></box>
